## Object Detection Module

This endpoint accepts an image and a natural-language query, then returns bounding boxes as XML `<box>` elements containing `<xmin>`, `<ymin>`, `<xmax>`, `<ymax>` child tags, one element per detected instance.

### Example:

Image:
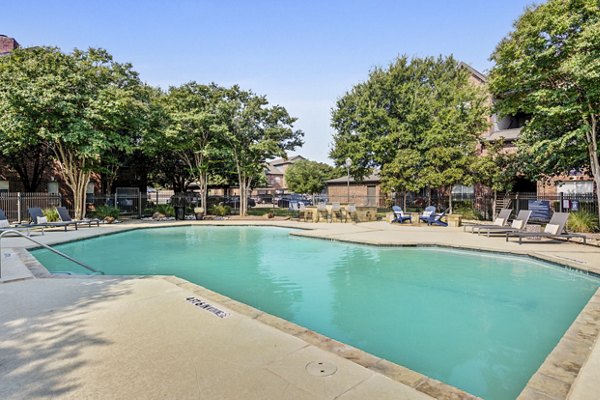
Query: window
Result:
<box><xmin>48</xmin><ymin>181</ymin><xmax>59</xmax><ymax>194</ymax></box>
<box><xmin>0</xmin><ymin>180</ymin><xmax>8</xmax><ymax>193</ymax></box>
<box><xmin>452</xmin><ymin>185</ymin><xmax>474</xmax><ymax>194</ymax></box>
<box><xmin>86</xmin><ymin>182</ymin><xmax>95</xmax><ymax>203</ymax></box>
<box><xmin>452</xmin><ymin>185</ymin><xmax>474</xmax><ymax>200</ymax></box>
<box><xmin>557</xmin><ymin>181</ymin><xmax>593</xmax><ymax>195</ymax></box>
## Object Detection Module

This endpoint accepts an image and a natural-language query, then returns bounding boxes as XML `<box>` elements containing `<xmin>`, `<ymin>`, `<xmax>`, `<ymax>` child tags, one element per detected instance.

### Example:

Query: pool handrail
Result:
<box><xmin>0</xmin><ymin>229</ymin><xmax>103</xmax><ymax>278</ymax></box>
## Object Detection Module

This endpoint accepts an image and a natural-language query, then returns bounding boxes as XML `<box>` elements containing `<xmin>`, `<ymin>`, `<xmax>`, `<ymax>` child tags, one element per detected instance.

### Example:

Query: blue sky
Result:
<box><xmin>2</xmin><ymin>0</ymin><xmax>533</xmax><ymax>163</ymax></box>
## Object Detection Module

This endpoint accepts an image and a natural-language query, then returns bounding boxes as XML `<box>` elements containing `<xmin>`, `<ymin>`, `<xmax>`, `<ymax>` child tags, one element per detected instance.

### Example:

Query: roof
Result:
<box><xmin>459</xmin><ymin>62</ymin><xmax>487</xmax><ymax>84</ymax></box>
<box><xmin>269</xmin><ymin>155</ymin><xmax>305</xmax><ymax>167</ymax></box>
<box><xmin>325</xmin><ymin>172</ymin><xmax>381</xmax><ymax>184</ymax></box>
<box><xmin>485</xmin><ymin>127</ymin><xmax>522</xmax><ymax>142</ymax></box>
<box><xmin>265</xmin><ymin>164</ymin><xmax>283</xmax><ymax>175</ymax></box>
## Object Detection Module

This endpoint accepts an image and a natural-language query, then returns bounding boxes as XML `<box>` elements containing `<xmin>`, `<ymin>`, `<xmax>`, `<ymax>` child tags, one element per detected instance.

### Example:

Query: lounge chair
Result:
<box><xmin>346</xmin><ymin>203</ymin><xmax>358</xmax><ymax>223</ymax></box>
<box><xmin>297</xmin><ymin>202</ymin><xmax>313</xmax><ymax>222</ymax></box>
<box><xmin>56</xmin><ymin>206</ymin><xmax>101</xmax><ymax>228</ymax></box>
<box><xmin>464</xmin><ymin>208</ymin><xmax>512</xmax><ymax>233</ymax></box>
<box><xmin>476</xmin><ymin>210</ymin><xmax>532</xmax><ymax>237</ymax></box>
<box><xmin>391</xmin><ymin>206</ymin><xmax>411</xmax><ymax>224</ymax></box>
<box><xmin>289</xmin><ymin>202</ymin><xmax>300</xmax><ymax>219</ymax></box>
<box><xmin>0</xmin><ymin>209</ymin><xmax>42</xmax><ymax>236</ymax></box>
<box><xmin>418</xmin><ymin>206</ymin><xmax>437</xmax><ymax>224</ymax></box>
<box><xmin>316</xmin><ymin>203</ymin><xmax>328</xmax><ymax>222</ymax></box>
<box><xmin>25</xmin><ymin>207</ymin><xmax>76</xmax><ymax>231</ymax></box>
<box><xmin>423</xmin><ymin>208</ymin><xmax>448</xmax><ymax>227</ymax></box>
<box><xmin>506</xmin><ymin>212</ymin><xmax>587</xmax><ymax>244</ymax></box>
<box><xmin>329</xmin><ymin>202</ymin><xmax>344</xmax><ymax>223</ymax></box>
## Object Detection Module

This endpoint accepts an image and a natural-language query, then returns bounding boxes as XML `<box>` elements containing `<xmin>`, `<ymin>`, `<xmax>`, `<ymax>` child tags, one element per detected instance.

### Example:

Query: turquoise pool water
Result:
<box><xmin>31</xmin><ymin>226</ymin><xmax>599</xmax><ymax>399</ymax></box>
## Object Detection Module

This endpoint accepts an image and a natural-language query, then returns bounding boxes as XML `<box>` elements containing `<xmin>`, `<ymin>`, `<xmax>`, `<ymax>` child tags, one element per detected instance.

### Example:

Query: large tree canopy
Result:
<box><xmin>218</xmin><ymin>86</ymin><xmax>304</xmax><ymax>215</ymax></box>
<box><xmin>330</xmin><ymin>55</ymin><xmax>489</xmax><ymax>205</ymax></box>
<box><xmin>489</xmin><ymin>0</ymin><xmax>600</xmax><ymax>220</ymax></box>
<box><xmin>161</xmin><ymin>82</ymin><xmax>224</xmax><ymax>210</ymax></box>
<box><xmin>285</xmin><ymin>159</ymin><xmax>337</xmax><ymax>194</ymax></box>
<box><xmin>0</xmin><ymin>47</ymin><xmax>152</xmax><ymax>218</ymax></box>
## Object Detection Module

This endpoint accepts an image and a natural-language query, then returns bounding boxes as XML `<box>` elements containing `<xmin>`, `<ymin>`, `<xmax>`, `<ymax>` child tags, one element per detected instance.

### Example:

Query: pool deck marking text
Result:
<box><xmin>186</xmin><ymin>296</ymin><xmax>230</xmax><ymax>318</ymax></box>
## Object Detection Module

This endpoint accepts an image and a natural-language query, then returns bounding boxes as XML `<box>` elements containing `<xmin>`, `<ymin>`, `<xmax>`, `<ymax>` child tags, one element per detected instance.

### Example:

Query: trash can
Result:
<box><xmin>175</xmin><ymin>206</ymin><xmax>185</xmax><ymax>220</ymax></box>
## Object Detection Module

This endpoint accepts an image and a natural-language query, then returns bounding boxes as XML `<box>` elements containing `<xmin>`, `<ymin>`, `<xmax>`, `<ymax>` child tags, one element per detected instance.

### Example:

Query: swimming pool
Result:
<box><xmin>31</xmin><ymin>226</ymin><xmax>600</xmax><ymax>399</ymax></box>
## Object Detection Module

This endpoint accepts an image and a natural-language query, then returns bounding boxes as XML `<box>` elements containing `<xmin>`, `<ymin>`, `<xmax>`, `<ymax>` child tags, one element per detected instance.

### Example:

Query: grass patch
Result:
<box><xmin>567</xmin><ymin>210</ymin><xmax>599</xmax><ymax>233</ymax></box>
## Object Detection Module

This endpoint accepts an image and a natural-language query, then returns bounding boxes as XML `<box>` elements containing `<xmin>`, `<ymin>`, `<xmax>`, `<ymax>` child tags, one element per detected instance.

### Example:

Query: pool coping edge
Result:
<box><xmin>17</xmin><ymin>222</ymin><xmax>600</xmax><ymax>399</ymax></box>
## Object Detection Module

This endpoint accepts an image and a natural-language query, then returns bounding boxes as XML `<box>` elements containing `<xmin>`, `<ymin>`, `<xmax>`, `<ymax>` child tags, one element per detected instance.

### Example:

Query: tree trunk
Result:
<box><xmin>448</xmin><ymin>187</ymin><xmax>453</xmax><ymax>214</ymax></box>
<box><xmin>493</xmin><ymin>191</ymin><xmax>497</xmax><ymax>221</ymax></box>
<box><xmin>584</xmin><ymin>115</ymin><xmax>600</xmax><ymax>224</ymax></box>
<box><xmin>198</xmin><ymin>170</ymin><xmax>208</xmax><ymax>214</ymax></box>
<box><xmin>238</xmin><ymin>175</ymin><xmax>247</xmax><ymax>216</ymax></box>
<box><xmin>64</xmin><ymin>172</ymin><xmax>90</xmax><ymax>220</ymax></box>
<box><xmin>8</xmin><ymin>152</ymin><xmax>48</xmax><ymax>192</ymax></box>
<box><xmin>52</xmin><ymin>144</ymin><xmax>90</xmax><ymax>219</ymax></box>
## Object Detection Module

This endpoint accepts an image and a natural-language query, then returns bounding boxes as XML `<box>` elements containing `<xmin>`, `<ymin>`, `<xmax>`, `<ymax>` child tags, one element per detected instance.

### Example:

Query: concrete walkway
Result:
<box><xmin>0</xmin><ymin>277</ymin><xmax>433</xmax><ymax>400</ymax></box>
<box><xmin>0</xmin><ymin>219</ymin><xmax>599</xmax><ymax>399</ymax></box>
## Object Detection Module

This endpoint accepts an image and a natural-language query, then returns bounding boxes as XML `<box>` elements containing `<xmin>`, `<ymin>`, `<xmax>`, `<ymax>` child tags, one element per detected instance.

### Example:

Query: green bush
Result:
<box><xmin>154</xmin><ymin>204</ymin><xmax>175</xmax><ymax>217</ymax></box>
<box><xmin>210</xmin><ymin>204</ymin><xmax>231</xmax><ymax>216</ymax></box>
<box><xmin>94</xmin><ymin>205</ymin><xmax>121</xmax><ymax>220</ymax></box>
<box><xmin>567</xmin><ymin>211</ymin><xmax>599</xmax><ymax>233</ymax></box>
<box><xmin>42</xmin><ymin>208</ymin><xmax>59</xmax><ymax>222</ymax></box>
<box><xmin>452</xmin><ymin>203</ymin><xmax>483</xmax><ymax>220</ymax></box>
<box><xmin>247</xmin><ymin>208</ymin><xmax>291</xmax><ymax>217</ymax></box>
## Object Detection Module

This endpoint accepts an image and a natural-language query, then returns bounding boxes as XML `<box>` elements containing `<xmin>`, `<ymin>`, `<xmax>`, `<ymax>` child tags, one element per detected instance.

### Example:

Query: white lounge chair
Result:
<box><xmin>477</xmin><ymin>210</ymin><xmax>532</xmax><ymax>237</ymax></box>
<box><xmin>506</xmin><ymin>212</ymin><xmax>587</xmax><ymax>244</ymax></box>
<box><xmin>464</xmin><ymin>208</ymin><xmax>512</xmax><ymax>233</ymax></box>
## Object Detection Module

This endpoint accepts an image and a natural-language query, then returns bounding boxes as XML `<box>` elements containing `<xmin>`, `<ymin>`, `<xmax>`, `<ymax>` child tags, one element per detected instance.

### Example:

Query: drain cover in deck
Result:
<box><xmin>306</xmin><ymin>361</ymin><xmax>337</xmax><ymax>377</ymax></box>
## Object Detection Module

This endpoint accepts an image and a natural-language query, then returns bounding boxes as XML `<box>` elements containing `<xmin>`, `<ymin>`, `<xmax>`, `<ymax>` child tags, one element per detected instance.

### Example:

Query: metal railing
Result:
<box><xmin>0</xmin><ymin>192</ymin><xmax>63</xmax><ymax>222</ymax></box>
<box><xmin>502</xmin><ymin>192</ymin><xmax>598</xmax><ymax>222</ymax></box>
<box><xmin>3</xmin><ymin>191</ymin><xmax>597</xmax><ymax>222</ymax></box>
<box><xmin>0</xmin><ymin>229</ymin><xmax>102</xmax><ymax>278</ymax></box>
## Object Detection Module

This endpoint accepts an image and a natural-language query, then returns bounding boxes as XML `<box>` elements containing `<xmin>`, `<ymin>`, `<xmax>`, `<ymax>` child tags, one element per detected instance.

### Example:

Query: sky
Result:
<box><xmin>2</xmin><ymin>0</ymin><xmax>534</xmax><ymax>164</ymax></box>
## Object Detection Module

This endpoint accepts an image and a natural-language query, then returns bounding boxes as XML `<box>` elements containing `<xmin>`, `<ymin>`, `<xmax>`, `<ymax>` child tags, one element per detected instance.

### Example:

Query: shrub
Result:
<box><xmin>154</xmin><ymin>204</ymin><xmax>175</xmax><ymax>217</ymax></box>
<box><xmin>452</xmin><ymin>203</ymin><xmax>483</xmax><ymax>220</ymax></box>
<box><xmin>247</xmin><ymin>208</ymin><xmax>291</xmax><ymax>217</ymax></box>
<box><xmin>42</xmin><ymin>207</ymin><xmax>59</xmax><ymax>222</ymax></box>
<box><xmin>567</xmin><ymin>211</ymin><xmax>599</xmax><ymax>233</ymax></box>
<box><xmin>210</xmin><ymin>204</ymin><xmax>231</xmax><ymax>216</ymax></box>
<box><xmin>94</xmin><ymin>205</ymin><xmax>121</xmax><ymax>220</ymax></box>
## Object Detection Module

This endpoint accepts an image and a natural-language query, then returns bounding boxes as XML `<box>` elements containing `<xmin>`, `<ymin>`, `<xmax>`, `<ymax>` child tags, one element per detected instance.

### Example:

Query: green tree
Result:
<box><xmin>330</xmin><ymin>56</ymin><xmax>489</xmax><ymax>210</ymax></box>
<box><xmin>285</xmin><ymin>159</ymin><xmax>336</xmax><ymax>194</ymax></box>
<box><xmin>0</xmin><ymin>48</ymin><xmax>55</xmax><ymax>191</ymax></box>
<box><xmin>0</xmin><ymin>47</ymin><xmax>151</xmax><ymax>218</ymax></box>
<box><xmin>489</xmin><ymin>0</ymin><xmax>600</xmax><ymax>221</ymax></box>
<box><xmin>473</xmin><ymin>139</ymin><xmax>519</xmax><ymax>211</ymax></box>
<box><xmin>162</xmin><ymin>82</ymin><xmax>224</xmax><ymax>210</ymax></box>
<box><xmin>218</xmin><ymin>86</ymin><xmax>303</xmax><ymax>216</ymax></box>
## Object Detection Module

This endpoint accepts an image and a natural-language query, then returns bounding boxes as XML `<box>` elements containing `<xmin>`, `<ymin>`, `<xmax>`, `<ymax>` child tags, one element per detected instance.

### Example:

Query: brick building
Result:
<box><xmin>325</xmin><ymin>173</ymin><xmax>382</xmax><ymax>206</ymax></box>
<box><xmin>0</xmin><ymin>34</ymin><xmax>19</xmax><ymax>55</ymax></box>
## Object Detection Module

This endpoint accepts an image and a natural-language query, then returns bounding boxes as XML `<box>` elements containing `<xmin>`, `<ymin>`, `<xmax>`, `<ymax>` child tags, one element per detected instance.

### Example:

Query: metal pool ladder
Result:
<box><xmin>0</xmin><ymin>229</ymin><xmax>103</xmax><ymax>278</ymax></box>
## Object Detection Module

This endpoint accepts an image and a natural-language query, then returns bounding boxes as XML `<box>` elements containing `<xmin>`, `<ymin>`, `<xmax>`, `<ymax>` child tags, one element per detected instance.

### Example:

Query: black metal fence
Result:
<box><xmin>1</xmin><ymin>191</ymin><xmax>597</xmax><ymax>222</ymax></box>
<box><xmin>0</xmin><ymin>192</ymin><xmax>64</xmax><ymax>222</ymax></box>
<box><xmin>501</xmin><ymin>192</ymin><xmax>598</xmax><ymax>223</ymax></box>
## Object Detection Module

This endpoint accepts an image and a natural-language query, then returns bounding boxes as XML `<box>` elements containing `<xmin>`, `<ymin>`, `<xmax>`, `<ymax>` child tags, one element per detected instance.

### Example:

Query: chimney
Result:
<box><xmin>0</xmin><ymin>35</ymin><xmax>20</xmax><ymax>55</ymax></box>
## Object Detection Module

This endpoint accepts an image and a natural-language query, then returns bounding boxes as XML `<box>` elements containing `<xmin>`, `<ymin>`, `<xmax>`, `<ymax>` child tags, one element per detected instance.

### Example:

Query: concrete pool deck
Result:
<box><xmin>1</xmin><ymin>219</ymin><xmax>599</xmax><ymax>399</ymax></box>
